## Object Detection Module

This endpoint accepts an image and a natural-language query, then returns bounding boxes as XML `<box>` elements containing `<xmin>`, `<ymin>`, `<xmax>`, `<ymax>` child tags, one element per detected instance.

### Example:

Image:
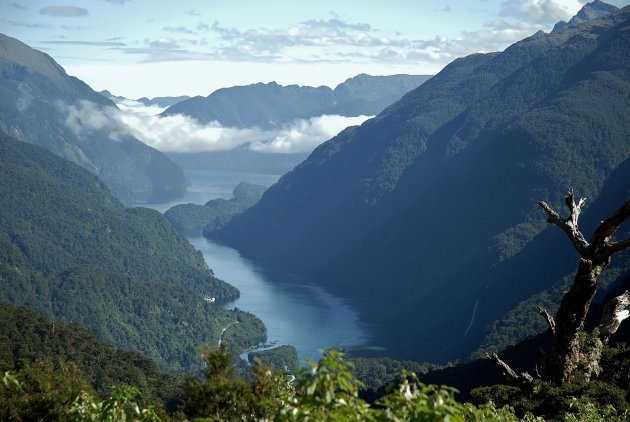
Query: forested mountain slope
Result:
<box><xmin>0</xmin><ymin>132</ymin><xmax>265</xmax><ymax>370</ymax></box>
<box><xmin>0</xmin><ymin>302</ymin><xmax>183</xmax><ymax>405</ymax></box>
<box><xmin>214</xmin><ymin>7</ymin><xmax>630</xmax><ymax>363</ymax></box>
<box><xmin>0</xmin><ymin>33</ymin><xmax>186</xmax><ymax>205</ymax></box>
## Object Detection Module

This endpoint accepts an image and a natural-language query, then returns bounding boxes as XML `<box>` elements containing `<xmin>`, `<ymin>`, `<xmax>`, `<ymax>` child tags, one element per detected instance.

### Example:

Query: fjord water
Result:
<box><xmin>146</xmin><ymin>169</ymin><xmax>368</xmax><ymax>362</ymax></box>
<box><xmin>141</xmin><ymin>169</ymin><xmax>281</xmax><ymax>213</ymax></box>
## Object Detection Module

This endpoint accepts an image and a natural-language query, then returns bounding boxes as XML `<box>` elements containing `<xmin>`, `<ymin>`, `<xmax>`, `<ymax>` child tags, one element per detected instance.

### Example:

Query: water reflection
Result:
<box><xmin>188</xmin><ymin>235</ymin><xmax>368</xmax><ymax>362</ymax></box>
<box><xmin>144</xmin><ymin>169</ymin><xmax>368</xmax><ymax>362</ymax></box>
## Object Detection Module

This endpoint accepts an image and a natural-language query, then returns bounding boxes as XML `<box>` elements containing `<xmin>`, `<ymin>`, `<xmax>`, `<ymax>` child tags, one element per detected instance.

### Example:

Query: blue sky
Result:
<box><xmin>2</xmin><ymin>0</ymin><xmax>629</xmax><ymax>97</ymax></box>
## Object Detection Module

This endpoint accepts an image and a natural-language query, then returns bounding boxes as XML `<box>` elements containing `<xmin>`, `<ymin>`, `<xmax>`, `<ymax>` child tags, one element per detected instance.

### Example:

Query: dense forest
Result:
<box><xmin>0</xmin><ymin>132</ymin><xmax>266</xmax><ymax>371</ymax></box>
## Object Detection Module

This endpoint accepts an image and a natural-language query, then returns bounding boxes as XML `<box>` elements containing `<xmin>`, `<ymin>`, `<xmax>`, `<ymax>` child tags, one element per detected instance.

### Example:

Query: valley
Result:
<box><xmin>1</xmin><ymin>1</ymin><xmax>630</xmax><ymax>419</ymax></box>
<box><xmin>145</xmin><ymin>168</ymin><xmax>369</xmax><ymax>363</ymax></box>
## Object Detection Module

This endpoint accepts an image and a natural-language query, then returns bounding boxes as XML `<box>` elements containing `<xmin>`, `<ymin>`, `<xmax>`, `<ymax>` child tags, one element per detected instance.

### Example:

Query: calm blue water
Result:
<box><xmin>146</xmin><ymin>169</ymin><xmax>368</xmax><ymax>363</ymax></box>
<box><xmin>188</xmin><ymin>236</ymin><xmax>368</xmax><ymax>362</ymax></box>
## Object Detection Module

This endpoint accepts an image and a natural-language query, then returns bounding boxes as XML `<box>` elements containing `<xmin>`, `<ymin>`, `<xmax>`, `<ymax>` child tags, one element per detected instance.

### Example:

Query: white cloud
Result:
<box><xmin>76</xmin><ymin>2</ymin><xmax>599</xmax><ymax>70</ymax></box>
<box><xmin>208</xmin><ymin>18</ymin><xmax>409</xmax><ymax>60</ymax></box>
<box><xmin>119</xmin><ymin>112</ymin><xmax>267</xmax><ymax>152</ymax></box>
<box><xmin>60</xmin><ymin>100</ymin><xmax>127</xmax><ymax>141</ymax></box>
<box><xmin>500</xmin><ymin>0</ymin><xmax>581</xmax><ymax>24</ymax></box>
<box><xmin>39</xmin><ymin>6</ymin><xmax>88</xmax><ymax>17</ymax></box>
<box><xmin>249</xmin><ymin>115</ymin><xmax>371</xmax><ymax>153</ymax></box>
<box><xmin>59</xmin><ymin>100</ymin><xmax>372</xmax><ymax>154</ymax></box>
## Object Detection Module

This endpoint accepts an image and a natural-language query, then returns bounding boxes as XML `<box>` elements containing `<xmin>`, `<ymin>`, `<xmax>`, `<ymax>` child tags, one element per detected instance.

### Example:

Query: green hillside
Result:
<box><xmin>0</xmin><ymin>132</ymin><xmax>265</xmax><ymax>370</ymax></box>
<box><xmin>0</xmin><ymin>302</ymin><xmax>183</xmax><ymax>405</ymax></box>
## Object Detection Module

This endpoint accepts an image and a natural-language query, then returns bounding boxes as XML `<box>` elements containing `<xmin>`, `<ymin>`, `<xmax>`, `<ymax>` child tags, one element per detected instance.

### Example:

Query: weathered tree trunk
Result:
<box><xmin>546</xmin><ymin>259</ymin><xmax>603</xmax><ymax>382</ymax></box>
<box><xmin>539</xmin><ymin>190</ymin><xmax>630</xmax><ymax>383</ymax></box>
<box><xmin>489</xmin><ymin>190</ymin><xmax>630</xmax><ymax>385</ymax></box>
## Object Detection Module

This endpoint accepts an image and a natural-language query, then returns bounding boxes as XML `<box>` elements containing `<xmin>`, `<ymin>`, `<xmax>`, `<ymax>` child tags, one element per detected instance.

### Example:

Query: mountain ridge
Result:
<box><xmin>213</xmin><ymin>7</ymin><xmax>630</xmax><ymax>363</ymax></box>
<box><xmin>0</xmin><ymin>33</ymin><xmax>186</xmax><ymax>205</ymax></box>
<box><xmin>161</xmin><ymin>74</ymin><xmax>432</xmax><ymax>129</ymax></box>
<box><xmin>553</xmin><ymin>0</ymin><xmax>619</xmax><ymax>32</ymax></box>
<box><xmin>99</xmin><ymin>90</ymin><xmax>191</xmax><ymax>108</ymax></box>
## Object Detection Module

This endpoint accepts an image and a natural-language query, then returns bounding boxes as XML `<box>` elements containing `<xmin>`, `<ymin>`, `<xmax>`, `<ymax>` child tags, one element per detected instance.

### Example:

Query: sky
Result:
<box><xmin>3</xmin><ymin>0</ymin><xmax>629</xmax><ymax>99</ymax></box>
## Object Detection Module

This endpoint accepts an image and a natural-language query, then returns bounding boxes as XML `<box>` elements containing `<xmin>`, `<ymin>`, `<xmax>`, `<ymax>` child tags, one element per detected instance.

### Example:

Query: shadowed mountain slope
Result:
<box><xmin>214</xmin><ymin>7</ymin><xmax>630</xmax><ymax>363</ymax></box>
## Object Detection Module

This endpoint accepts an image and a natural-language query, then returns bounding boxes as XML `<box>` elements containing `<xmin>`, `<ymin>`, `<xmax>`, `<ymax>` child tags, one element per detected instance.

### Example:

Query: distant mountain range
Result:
<box><xmin>162</xmin><ymin>74</ymin><xmax>432</xmax><ymax>129</ymax></box>
<box><xmin>0</xmin><ymin>33</ymin><xmax>186</xmax><ymax>205</ymax></box>
<box><xmin>99</xmin><ymin>90</ymin><xmax>190</xmax><ymax>108</ymax></box>
<box><xmin>212</xmin><ymin>5</ymin><xmax>630</xmax><ymax>363</ymax></box>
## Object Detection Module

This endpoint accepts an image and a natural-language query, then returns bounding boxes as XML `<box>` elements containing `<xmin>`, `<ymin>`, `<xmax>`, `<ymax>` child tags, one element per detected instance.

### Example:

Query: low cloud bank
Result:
<box><xmin>61</xmin><ymin>100</ymin><xmax>372</xmax><ymax>154</ymax></box>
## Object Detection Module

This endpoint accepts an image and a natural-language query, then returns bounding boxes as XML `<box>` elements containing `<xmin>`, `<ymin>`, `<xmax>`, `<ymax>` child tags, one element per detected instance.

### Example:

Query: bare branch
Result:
<box><xmin>590</xmin><ymin>198</ymin><xmax>630</xmax><ymax>253</ymax></box>
<box><xmin>539</xmin><ymin>190</ymin><xmax>589</xmax><ymax>255</ymax></box>
<box><xmin>599</xmin><ymin>290</ymin><xmax>630</xmax><ymax>343</ymax></box>
<box><xmin>487</xmin><ymin>353</ymin><xmax>534</xmax><ymax>387</ymax></box>
<box><xmin>609</xmin><ymin>237</ymin><xmax>630</xmax><ymax>254</ymax></box>
<box><xmin>537</xmin><ymin>306</ymin><xmax>555</xmax><ymax>334</ymax></box>
<box><xmin>487</xmin><ymin>352</ymin><xmax>519</xmax><ymax>380</ymax></box>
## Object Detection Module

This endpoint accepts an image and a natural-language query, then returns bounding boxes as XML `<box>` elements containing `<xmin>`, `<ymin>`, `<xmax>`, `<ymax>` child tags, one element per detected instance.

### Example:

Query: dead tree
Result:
<box><xmin>489</xmin><ymin>189</ymin><xmax>630</xmax><ymax>385</ymax></box>
<box><xmin>539</xmin><ymin>189</ymin><xmax>630</xmax><ymax>383</ymax></box>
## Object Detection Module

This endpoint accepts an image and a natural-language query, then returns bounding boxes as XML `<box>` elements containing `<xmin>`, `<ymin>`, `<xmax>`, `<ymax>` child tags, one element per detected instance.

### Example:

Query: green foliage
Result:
<box><xmin>1</xmin><ymin>366</ymin><xmax>163</xmax><ymax>422</ymax></box>
<box><xmin>182</xmin><ymin>344</ymin><xmax>291</xmax><ymax>421</ymax></box>
<box><xmin>377</xmin><ymin>372</ymin><xmax>536</xmax><ymax>422</ymax></box>
<box><xmin>67</xmin><ymin>385</ymin><xmax>160</xmax><ymax>422</ymax></box>
<box><xmin>349</xmin><ymin>356</ymin><xmax>438</xmax><ymax>391</ymax></box>
<box><xmin>184</xmin><ymin>347</ymin><xmax>540</xmax><ymax>421</ymax></box>
<box><xmin>0</xmin><ymin>302</ymin><xmax>184</xmax><ymax>404</ymax></box>
<box><xmin>6</xmin><ymin>345</ymin><xmax>629</xmax><ymax>421</ymax></box>
<box><xmin>249</xmin><ymin>345</ymin><xmax>299</xmax><ymax>373</ymax></box>
<box><xmin>0</xmin><ymin>362</ymin><xmax>89</xmax><ymax>421</ymax></box>
<box><xmin>472</xmin><ymin>378</ymin><xmax>630</xmax><ymax>421</ymax></box>
<box><xmin>599</xmin><ymin>346</ymin><xmax>630</xmax><ymax>393</ymax></box>
<box><xmin>282</xmin><ymin>350</ymin><xmax>372</xmax><ymax>421</ymax></box>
